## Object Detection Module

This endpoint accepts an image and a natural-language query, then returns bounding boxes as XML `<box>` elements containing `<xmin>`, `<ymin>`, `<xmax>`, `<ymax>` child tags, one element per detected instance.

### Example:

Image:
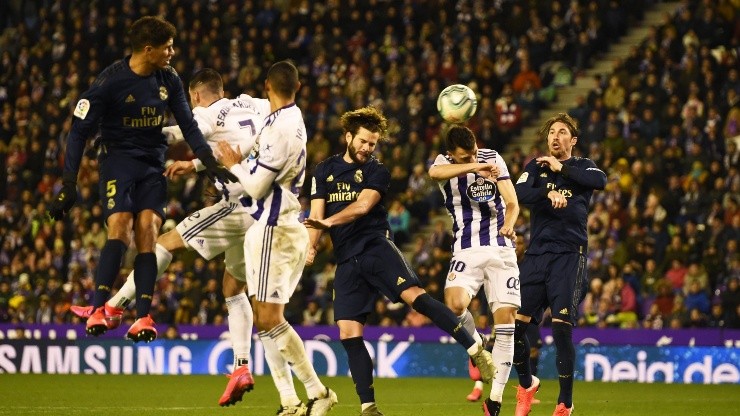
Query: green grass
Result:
<box><xmin>0</xmin><ymin>375</ymin><xmax>738</xmax><ymax>415</ymax></box>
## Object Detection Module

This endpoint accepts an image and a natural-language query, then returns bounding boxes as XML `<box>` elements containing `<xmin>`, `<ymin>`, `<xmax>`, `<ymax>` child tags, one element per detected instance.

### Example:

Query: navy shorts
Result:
<box><xmin>98</xmin><ymin>154</ymin><xmax>167</xmax><ymax>219</ymax></box>
<box><xmin>333</xmin><ymin>236</ymin><xmax>421</xmax><ymax>322</ymax></box>
<box><xmin>518</xmin><ymin>252</ymin><xmax>588</xmax><ymax>325</ymax></box>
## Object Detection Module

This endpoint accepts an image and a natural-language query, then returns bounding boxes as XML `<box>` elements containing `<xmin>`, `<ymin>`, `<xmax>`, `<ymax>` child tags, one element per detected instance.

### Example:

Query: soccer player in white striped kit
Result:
<box><xmin>70</xmin><ymin>68</ymin><xmax>302</xmax><ymax>408</ymax></box>
<box><xmin>216</xmin><ymin>60</ymin><xmax>338</xmax><ymax>416</ymax></box>
<box><xmin>429</xmin><ymin>125</ymin><xmax>521</xmax><ymax>416</ymax></box>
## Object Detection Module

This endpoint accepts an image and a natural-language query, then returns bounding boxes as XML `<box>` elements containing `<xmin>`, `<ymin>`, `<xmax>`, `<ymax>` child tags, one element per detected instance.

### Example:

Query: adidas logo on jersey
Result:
<box><xmin>196</xmin><ymin>238</ymin><xmax>205</xmax><ymax>247</ymax></box>
<box><xmin>396</xmin><ymin>277</ymin><xmax>406</xmax><ymax>285</ymax></box>
<box><xmin>560</xmin><ymin>308</ymin><xmax>568</xmax><ymax>314</ymax></box>
<box><xmin>271</xmin><ymin>290</ymin><xmax>280</xmax><ymax>299</ymax></box>
<box><xmin>540</xmin><ymin>172</ymin><xmax>548</xmax><ymax>177</ymax></box>
<box><xmin>125</xmin><ymin>94</ymin><xmax>135</xmax><ymax>103</ymax></box>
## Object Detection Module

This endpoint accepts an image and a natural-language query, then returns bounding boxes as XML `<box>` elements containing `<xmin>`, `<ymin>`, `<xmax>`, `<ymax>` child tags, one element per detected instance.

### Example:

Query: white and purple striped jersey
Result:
<box><xmin>432</xmin><ymin>149</ymin><xmax>515</xmax><ymax>251</ymax></box>
<box><xmin>233</xmin><ymin>103</ymin><xmax>307</xmax><ymax>226</ymax></box>
<box><xmin>165</xmin><ymin>94</ymin><xmax>271</xmax><ymax>203</ymax></box>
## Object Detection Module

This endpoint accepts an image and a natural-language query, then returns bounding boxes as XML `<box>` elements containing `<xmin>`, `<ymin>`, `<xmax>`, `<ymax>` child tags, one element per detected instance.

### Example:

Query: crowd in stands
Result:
<box><xmin>0</xmin><ymin>0</ymin><xmax>738</xmax><ymax>334</ymax></box>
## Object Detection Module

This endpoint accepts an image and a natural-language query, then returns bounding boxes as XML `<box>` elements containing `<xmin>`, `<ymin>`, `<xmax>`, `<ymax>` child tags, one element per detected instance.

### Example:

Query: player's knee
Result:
<box><xmin>157</xmin><ymin>230</ymin><xmax>185</xmax><ymax>252</ymax></box>
<box><xmin>447</xmin><ymin>302</ymin><xmax>467</xmax><ymax>317</ymax></box>
<box><xmin>221</xmin><ymin>274</ymin><xmax>245</xmax><ymax>297</ymax></box>
<box><xmin>253</xmin><ymin>314</ymin><xmax>280</xmax><ymax>331</ymax></box>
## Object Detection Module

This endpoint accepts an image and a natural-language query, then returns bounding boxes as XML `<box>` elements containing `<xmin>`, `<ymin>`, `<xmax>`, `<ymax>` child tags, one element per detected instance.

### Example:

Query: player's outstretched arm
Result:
<box><xmin>560</xmin><ymin>161</ymin><xmax>607</xmax><ymax>190</ymax></box>
<box><xmin>429</xmin><ymin>162</ymin><xmax>499</xmax><ymax>181</ymax></box>
<box><xmin>164</xmin><ymin>160</ymin><xmax>197</xmax><ymax>178</ymax></box>
<box><xmin>305</xmin><ymin>189</ymin><xmax>381</xmax><ymax>230</ymax></box>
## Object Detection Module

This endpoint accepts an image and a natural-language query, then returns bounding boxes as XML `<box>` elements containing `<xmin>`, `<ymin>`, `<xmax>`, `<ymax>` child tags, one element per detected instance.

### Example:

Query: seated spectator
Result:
<box><xmin>683</xmin><ymin>263</ymin><xmax>709</xmax><ymax>295</ymax></box>
<box><xmin>684</xmin><ymin>280</ymin><xmax>711</xmax><ymax>315</ymax></box>
<box><xmin>580</xmin><ymin>277</ymin><xmax>605</xmax><ymax>327</ymax></box>
<box><xmin>387</xmin><ymin>199</ymin><xmax>411</xmax><ymax>248</ymax></box>
<box><xmin>428</xmin><ymin>219</ymin><xmax>454</xmax><ymax>251</ymax></box>
<box><xmin>402</xmin><ymin>308</ymin><xmax>432</xmax><ymax>327</ymax></box>
<box><xmin>604</xmin><ymin>275</ymin><xmax>638</xmax><ymax>328</ymax></box>
<box><xmin>642</xmin><ymin>303</ymin><xmax>665</xmax><ymax>329</ymax></box>
<box><xmin>686</xmin><ymin>307</ymin><xmax>708</xmax><ymax>328</ymax></box>
<box><xmin>664</xmin><ymin>259</ymin><xmax>688</xmax><ymax>293</ymax></box>
<box><xmin>707</xmin><ymin>303</ymin><xmax>725</xmax><ymax>328</ymax></box>
<box><xmin>494</xmin><ymin>84</ymin><xmax>522</xmax><ymax>148</ymax></box>
<box><xmin>302</xmin><ymin>300</ymin><xmax>324</xmax><ymax>326</ymax></box>
<box><xmin>653</xmin><ymin>279</ymin><xmax>675</xmax><ymax>317</ymax></box>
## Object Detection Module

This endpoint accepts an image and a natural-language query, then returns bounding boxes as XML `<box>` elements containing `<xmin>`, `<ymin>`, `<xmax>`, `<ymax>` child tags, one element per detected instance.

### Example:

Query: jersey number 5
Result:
<box><xmin>106</xmin><ymin>179</ymin><xmax>117</xmax><ymax>197</ymax></box>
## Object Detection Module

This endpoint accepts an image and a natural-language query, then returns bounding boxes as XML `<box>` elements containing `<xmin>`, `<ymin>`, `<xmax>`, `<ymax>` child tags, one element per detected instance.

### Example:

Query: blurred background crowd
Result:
<box><xmin>0</xmin><ymin>0</ymin><xmax>738</xmax><ymax>334</ymax></box>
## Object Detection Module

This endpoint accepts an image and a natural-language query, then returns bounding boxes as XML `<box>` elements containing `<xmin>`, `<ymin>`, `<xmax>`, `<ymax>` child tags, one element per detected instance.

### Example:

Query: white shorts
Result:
<box><xmin>176</xmin><ymin>200</ymin><xmax>254</xmax><ymax>281</ymax></box>
<box><xmin>445</xmin><ymin>246</ymin><xmax>521</xmax><ymax>312</ymax></box>
<box><xmin>244</xmin><ymin>222</ymin><xmax>308</xmax><ymax>304</ymax></box>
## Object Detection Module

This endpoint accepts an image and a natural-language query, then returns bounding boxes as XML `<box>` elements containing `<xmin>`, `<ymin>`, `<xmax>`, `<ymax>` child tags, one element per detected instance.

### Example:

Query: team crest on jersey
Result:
<box><xmin>159</xmin><ymin>86</ymin><xmax>168</xmax><ymax>100</ymax></box>
<box><xmin>466</xmin><ymin>177</ymin><xmax>496</xmax><ymax>202</ymax></box>
<box><xmin>354</xmin><ymin>170</ymin><xmax>363</xmax><ymax>183</ymax></box>
<box><xmin>73</xmin><ymin>99</ymin><xmax>90</xmax><ymax>119</ymax></box>
<box><xmin>107</xmin><ymin>198</ymin><xmax>115</xmax><ymax>209</ymax></box>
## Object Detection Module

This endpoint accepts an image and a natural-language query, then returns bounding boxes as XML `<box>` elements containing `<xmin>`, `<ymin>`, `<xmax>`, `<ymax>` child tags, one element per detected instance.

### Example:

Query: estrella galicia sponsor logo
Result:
<box><xmin>466</xmin><ymin>177</ymin><xmax>496</xmax><ymax>202</ymax></box>
<box><xmin>506</xmin><ymin>277</ymin><xmax>519</xmax><ymax>290</ymax></box>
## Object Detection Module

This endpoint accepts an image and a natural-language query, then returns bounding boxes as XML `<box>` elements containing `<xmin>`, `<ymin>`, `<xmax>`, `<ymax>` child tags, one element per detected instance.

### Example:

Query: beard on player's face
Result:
<box><xmin>347</xmin><ymin>138</ymin><xmax>368</xmax><ymax>164</ymax></box>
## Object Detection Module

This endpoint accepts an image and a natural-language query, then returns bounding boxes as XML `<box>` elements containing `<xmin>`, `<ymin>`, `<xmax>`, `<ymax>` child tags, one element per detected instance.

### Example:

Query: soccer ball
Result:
<box><xmin>437</xmin><ymin>84</ymin><xmax>478</xmax><ymax>123</ymax></box>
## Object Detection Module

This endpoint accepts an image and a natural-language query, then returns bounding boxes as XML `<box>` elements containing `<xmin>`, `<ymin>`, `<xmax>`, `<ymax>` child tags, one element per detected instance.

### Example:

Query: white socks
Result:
<box><xmin>225</xmin><ymin>292</ymin><xmax>253</xmax><ymax>366</ymax></box>
<box><xmin>490</xmin><ymin>323</ymin><xmax>515</xmax><ymax>402</ymax></box>
<box><xmin>268</xmin><ymin>321</ymin><xmax>325</xmax><ymax>399</ymax></box>
<box><xmin>109</xmin><ymin>243</ymin><xmax>172</xmax><ymax>308</ymax></box>
<box><xmin>259</xmin><ymin>330</ymin><xmax>301</xmax><ymax>407</ymax></box>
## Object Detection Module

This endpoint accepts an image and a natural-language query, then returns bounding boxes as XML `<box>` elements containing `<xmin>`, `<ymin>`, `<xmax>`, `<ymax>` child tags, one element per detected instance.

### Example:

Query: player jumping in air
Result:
<box><xmin>429</xmin><ymin>125</ymin><xmax>520</xmax><ymax>416</ymax></box>
<box><xmin>49</xmin><ymin>16</ymin><xmax>235</xmax><ymax>343</ymax></box>
<box><xmin>217</xmin><ymin>60</ymin><xmax>338</xmax><ymax>416</ymax></box>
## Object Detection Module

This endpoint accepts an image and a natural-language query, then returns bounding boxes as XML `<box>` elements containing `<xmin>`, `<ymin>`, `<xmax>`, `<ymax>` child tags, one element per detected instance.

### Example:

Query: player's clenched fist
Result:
<box><xmin>47</xmin><ymin>175</ymin><xmax>77</xmax><ymax>220</ymax></box>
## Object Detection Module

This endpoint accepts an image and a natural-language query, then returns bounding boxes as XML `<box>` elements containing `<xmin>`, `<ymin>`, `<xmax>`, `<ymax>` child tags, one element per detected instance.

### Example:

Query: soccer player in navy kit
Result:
<box><xmin>47</xmin><ymin>16</ymin><xmax>235</xmax><ymax>342</ymax></box>
<box><xmin>512</xmin><ymin>113</ymin><xmax>606</xmax><ymax>416</ymax></box>
<box><xmin>304</xmin><ymin>107</ymin><xmax>495</xmax><ymax>416</ymax></box>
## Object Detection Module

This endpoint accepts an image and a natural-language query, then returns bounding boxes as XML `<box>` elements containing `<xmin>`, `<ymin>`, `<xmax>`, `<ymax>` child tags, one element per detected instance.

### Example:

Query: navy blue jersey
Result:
<box><xmin>63</xmin><ymin>56</ymin><xmax>209</xmax><ymax>176</ymax></box>
<box><xmin>310</xmin><ymin>154</ymin><xmax>391</xmax><ymax>263</ymax></box>
<box><xmin>515</xmin><ymin>156</ymin><xmax>606</xmax><ymax>254</ymax></box>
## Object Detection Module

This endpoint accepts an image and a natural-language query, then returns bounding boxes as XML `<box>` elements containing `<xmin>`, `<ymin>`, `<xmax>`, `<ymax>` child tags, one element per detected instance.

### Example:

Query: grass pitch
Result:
<box><xmin>0</xmin><ymin>375</ymin><xmax>737</xmax><ymax>415</ymax></box>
